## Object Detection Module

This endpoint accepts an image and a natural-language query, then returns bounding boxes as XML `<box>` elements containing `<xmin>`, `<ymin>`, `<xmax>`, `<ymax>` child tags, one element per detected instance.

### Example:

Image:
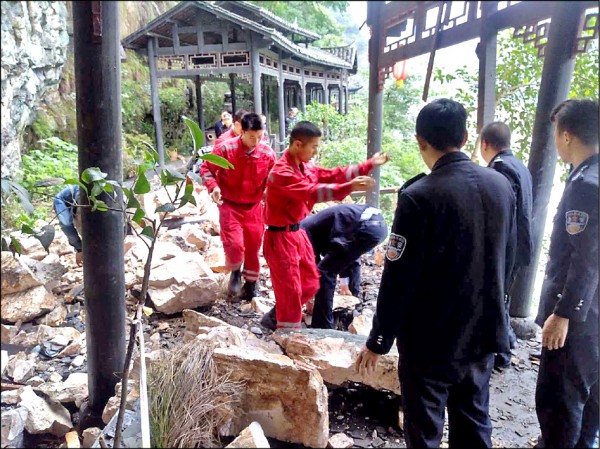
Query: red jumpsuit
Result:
<box><xmin>200</xmin><ymin>136</ymin><xmax>276</xmax><ymax>282</ymax></box>
<box><xmin>264</xmin><ymin>150</ymin><xmax>374</xmax><ymax>328</ymax></box>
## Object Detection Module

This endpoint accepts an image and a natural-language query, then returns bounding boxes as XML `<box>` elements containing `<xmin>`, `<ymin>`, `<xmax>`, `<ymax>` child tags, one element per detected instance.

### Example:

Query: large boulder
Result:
<box><xmin>146</xmin><ymin>252</ymin><xmax>220</xmax><ymax>314</ymax></box>
<box><xmin>1</xmin><ymin>285</ymin><xmax>57</xmax><ymax>323</ymax></box>
<box><xmin>272</xmin><ymin>328</ymin><xmax>401</xmax><ymax>395</ymax></box>
<box><xmin>19</xmin><ymin>386</ymin><xmax>73</xmax><ymax>437</ymax></box>
<box><xmin>183</xmin><ymin>310</ymin><xmax>282</xmax><ymax>355</ymax></box>
<box><xmin>214</xmin><ymin>347</ymin><xmax>329</xmax><ymax>448</ymax></box>
<box><xmin>1</xmin><ymin>252</ymin><xmax>42</xmax><ymax>294</ymax></box>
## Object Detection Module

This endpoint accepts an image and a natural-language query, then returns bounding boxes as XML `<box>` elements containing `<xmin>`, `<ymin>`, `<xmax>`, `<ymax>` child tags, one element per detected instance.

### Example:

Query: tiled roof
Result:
<box><xmin>122</xmin><ymin>1</ymin><xmax>356</xmax><ymax>70</ymax></box>
<box><xmin>216</xmin><ymin>1</ymin><xmax>321</xmax><ymax>42</ymax></box>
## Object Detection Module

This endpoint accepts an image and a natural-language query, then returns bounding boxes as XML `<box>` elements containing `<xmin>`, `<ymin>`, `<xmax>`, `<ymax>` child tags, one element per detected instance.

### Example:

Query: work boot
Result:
<box><xmin>239</xmin><ymin>281</ymin><xmax>257</xmax><ymax>302</ymax></box>
<box><xmin>227</xmin><ymin>269</ymin><xmax>242</xmax><ymax>297</ymax></box>
<box><xmin>260</xmin><ymin>306</ymin><xmax>277</xmax><ymax>331</ymax></box>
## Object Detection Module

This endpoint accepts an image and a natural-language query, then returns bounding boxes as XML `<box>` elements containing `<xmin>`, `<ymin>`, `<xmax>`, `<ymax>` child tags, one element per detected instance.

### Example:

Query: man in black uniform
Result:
<box><xmin>260</xmin><ymin>203</ymin><xmax>387</xmax><ymax>330</ymax></box>
<box><xmin>356</xmin><ymin>98</ymin><xmax>516</xmax><ymax>448</ymax></box>
<box><xmin>534</xmin><ymin>99</ymin><xmax>598</xmax><ymax>448</ymax></box>
<box><xmin>481</xmin><ymin>121</ymin><xmax>534</xmax><ymax>369</ymax></box>
<box><xmin>301</xmin><ymin>203</ymin><xmax>388</xmax><ymax>329</ymax></box>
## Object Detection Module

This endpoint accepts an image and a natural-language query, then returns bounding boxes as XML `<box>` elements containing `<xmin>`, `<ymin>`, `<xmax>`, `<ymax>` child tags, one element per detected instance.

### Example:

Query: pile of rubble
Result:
<box><xmin>1</xmin><ymin>186</ymin><xmax>543</xmax><ymax>448</ymax></box>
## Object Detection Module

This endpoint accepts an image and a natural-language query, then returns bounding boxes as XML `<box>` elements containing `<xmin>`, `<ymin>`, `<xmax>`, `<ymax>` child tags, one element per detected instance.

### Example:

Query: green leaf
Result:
<box><xmin>132</xmin><ymin>208</ymin><xmax>145</xmax><ymax>225</ymax></box>
<box><xmin>160</xmin><ymin>167</ymin><xmax>185</xmax><ymax>186</ymax></box>
<box><xmin>141</xmin><ymin>225</ymin><xmax>155</xmax><ymax>241</ymax></box>
<box><xmin>126</xmin><ymin>192</ymin><xmax>141</xmax><ymax>210</ymax></box>
<box><xmin>133</xmin><ymin>171</ymin><xmax>151</xmax><ymax>194</ymax></box>
<box><xmin>21</xmin><ymin>224</ymin><xmax>36</xmax><ymax>235</ymax></box>
<box><xmin>142</xmin><ymin>141</ymin><xmax>159</xmax><ymax>165</ymax></box>
<box><xmin>64</xmin><ymin>178</ymin><xmax>89</xmax><ymax>195</ymax></box>
<box><xmin>94</xmin><ymin>200</ymin><xmax>109</xmax><ymax>212</ymax></box>
<box><xmin>184</xmin><ymin>179</ymin><xmax>193</xmax><ymax>196</ymax></box>
<box><xmin>9</xmin><ymin>236</ymin><xmax>23</xmax><ymax>256</ymax></box>
<box><xmin>200</xmin><ymin>153</ymin><xmax>234</xmax><ymax>169</ymax></box>
<box><xmin>81</xmin><ymin>167</ymin><xmax>108</xmax><ymax>183</ymax></box>
<box><xmin>35</xmin><ymin>225</ymin><xmax>55</xmax><ymax>253</ymax></box>
<box><xmin>180</xmin><ymin>193</ymin><xmax>196</xmax><ymax>208</ymax></box>
<box><xmin>182</xmin><ymin>115</ymin><xmax>204</xmax><ymax>151</ymax></box>
<box><xmin>91</xmin><ymin>182</ymin><xmax>103</xmax><ymax>199</ymax></box>
<box><xmin>155</xmin><ymin>203</ymin><xmax>176</xmax><ymax>213</ymax></box>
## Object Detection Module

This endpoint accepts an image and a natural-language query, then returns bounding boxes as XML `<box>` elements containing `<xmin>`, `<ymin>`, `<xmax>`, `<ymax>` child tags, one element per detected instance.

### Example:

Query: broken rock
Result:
<box><xmin>214</xmin><ymin>347</ymin><xmax>329</xmax><ymax>448</ymax></box>
<box><xmin>333</xmin><ymin>295</ymin><xmax>360</xmax><ymax>312</ymax></box>
<box><xmin>348</xmin><ymin>309</ymin><xmax>374</xmax><ymax>336</ymax></box>
<box><xmin>1</xmin><ymin>324</ymin><xmax>17</xmax><ymax>344</ymax></box>
<box><xmin>10</xmin><ymin>325</ymin><xmax>81</xmax><ymax>347</ymax></box>
<box><xmin>251</xmin><ymin>297</ymin><xmax>274</xmax><ymax>314</ymax></box>
<box><xmin>180</xmin><ymin>224</ymin><xmax>210</xmax><ymax>251</ymax></box>
<box><xmin>38</xmin><ymin>372</ymin><xmax>88</xmax><ymax>407</ymax></box>
<box><xmin>1</xmin><ymin>252</ymin><xmax>42</xmax><ymax>294</ymax></box>
<box><xmin>20</xmin><ymin>386</ymin><xmax>73</xmax><ymax>437</ymax></box>
<box><xmin>38</xmin><ymin>304</ymin><xmax>68</xmax><ymax>327</ymax></box>
<box><xmin>82</xmin><ymin>427</ymin><xmax>101</xmax><ymax>448</ymax></box>
<box><xmin>328</xmin><ymin>433</ymin><xmax>355</xmax><ymax>448</ymax></box>
<box><xmin>1</xmin><ymin>407</ymin><xmax>28</xmax><ymax>448</ymax></box>
<box><xmin>6</xmin><ymin>352</ymin><xmax>36</xmax><ymax>383</ymax></box>
<box><xmin>146</xmin><ymin>251</ymin><xmax>219</xmax><ymax>315</ymax></box>
<box><xmin>273</xmin><ymin>328</ymin><xmax>400</xmax><ymax>395</ymax></box>
<box><xmin>1</xmin><ymin>285</ymin><xmax>57</xmax><ymax>323</ymax></box>
<box><xmin>204</xmin><ymin>236</ymin><xmax>228</xmax><ymax>272</ymax></box>
<box><xmin>225</xmin><ymin>421</ymin><xmax>270</xmax><ymax>448</ymax></box>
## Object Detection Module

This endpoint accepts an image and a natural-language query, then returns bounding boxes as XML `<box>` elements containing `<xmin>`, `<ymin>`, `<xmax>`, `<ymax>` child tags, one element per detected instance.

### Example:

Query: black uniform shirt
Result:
<box><xmin>366</xmin><ymin>151</ymin><xmax>516</xmax><ymax>363</ymax></box>
<box><xmin>535</xmin><ymin>154</ymin><xmax>599</xmax><ymax>335</ymax></box>
<box><xmin>489</xmin><ymin>150</ymin><xmax>534</xmax><ymax>269</ymax></box>
<box><xmin>301</xmin><ymin>204</ymin><xmax>380</xmax><ymax>256</ymax></box>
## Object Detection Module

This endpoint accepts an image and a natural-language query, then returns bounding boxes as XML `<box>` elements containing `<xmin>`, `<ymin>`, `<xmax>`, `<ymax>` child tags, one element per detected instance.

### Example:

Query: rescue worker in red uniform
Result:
<box><xmin>215</xmin><ymin>109</ymin><xmax>268</xmax><ymax>147</ymax></box>
<box><xmin>262</xmin><ymin>121</ymin><xmax>390</xmax><ymax>329</ymax></box>
<box><xmin>214</xmin><ymin>109</ymin><xmax>248</xmax><ymax>147</ymax></box>
<box><xmin>200</xmin><ymin>112</ymin><xmax>276</xmax><ymax>300</ymax></box>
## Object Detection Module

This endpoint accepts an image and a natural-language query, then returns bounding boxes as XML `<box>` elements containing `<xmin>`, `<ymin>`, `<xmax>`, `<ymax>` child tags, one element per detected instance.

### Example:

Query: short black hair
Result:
<box><xmin>241</xmin><ymin>112</ymin><xmax>263</xmax><ymax>131</ymax></box>
<box><xmin>416</xmin><ymin>98</ymin><xmax>467</xmax><ymax>151</ymax></box>
<box><xmin>290</xmin><ymin>121</ymin><xmax>322</xmax><ymax>144</ymax></box>
<box><xmin>233</xmin><ymin>109</ymin><xmax>249</xmax><ymax>123</ymax></box>
<box><xmin>550</xmin><ymin>99</ymin><xmax>599</xmax><ymax>147</ymax></box>
<box><xmin>481</xmin><ymin>121</ymin><xmax>511</xmax><ymax>150</ymax></box>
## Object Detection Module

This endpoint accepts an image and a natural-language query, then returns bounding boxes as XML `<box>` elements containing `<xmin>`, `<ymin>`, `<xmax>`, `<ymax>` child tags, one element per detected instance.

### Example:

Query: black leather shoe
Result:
<box><xmin>240</xmin><ymin>281</ymin><xmax>257</xmax><ymax>302</ymax></box>
<box><xmin>227</xmin><ymin>269</ymin><xmax>242</xmax><ymax>297</ymax></box>
<box><xmin>260</xmin><ymin>306</ymin><xmax>277</xmax><ymax>331</ymax></box>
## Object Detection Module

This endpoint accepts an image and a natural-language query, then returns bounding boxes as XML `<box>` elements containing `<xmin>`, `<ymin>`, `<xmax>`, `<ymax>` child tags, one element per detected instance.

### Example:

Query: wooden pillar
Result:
<box><xmin>278</xmin><ymin>50</ymin><xmax>285</xmax><ymax>149</ymax></box>
<box><xmin>300</xmin><ymin>64</ymin><xmax>306</xmax><ymax>112</ymax></box>
<box><xmin>230</xmin><ymin>73</ymin><xmax>236</xmax><ymax>114</ymax></box>
<box><xmin>195</xmin><ymin>76</ymin><xmax>204</xmax><ymax>132</ymax></box>
<box><xmin>72</xmin><ymin>0</ymin><xmax>125</xmax><ymax>427</ymax></box>
<box><xmin>366</xmin><ymin>1</ymin><xmax>384</xmax><ymax>207</ymax></box>
<box><xmin>338</xmin><ymin>85</ymin><xmax>343</xmax><ymax>113</ymax></box>
<box><xmin>344</xmin><ymin>86</ymin><xmax>349</xmax><ymax>115</ymax></box>
<box><xmin>262</xmin><ymin>75</ymin><xmax>268</xmax><ymax>116</ymax></box>
<box><xmin>147</xmin><ymin>37</ymin><xmax>165</xmax><ymax>168</ymax></box>
<box><xmin>476</xmin><ymin>2</ymin><xmax>498</xmax><ymax>133</ymax></box>
<box><xmin>251</xmin><ymin>36</ymin><xmax>262</xmax><ymax>115</ymax></box>
<box><xmin>324</xmin><ymin>77</ymin><xmax>329</xmax><ymax>105</ymax></box>
<box><xmin>510</xmin><ymin>2</ymin><xmax>584</xmax><ymax>317</ymax></box>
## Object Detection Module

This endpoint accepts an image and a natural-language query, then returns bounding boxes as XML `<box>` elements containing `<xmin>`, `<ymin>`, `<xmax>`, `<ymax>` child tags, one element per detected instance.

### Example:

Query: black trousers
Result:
<box><xmin>398</xmin><ymin>353</ymin><xmax>495</xmax><ymax>448</ymax></box>
<box><xmin>311</xmin><ymin>217</ymin><xmax>387</xmax><ymax>329</ymax></box>
<box><xmin>536</xmin><ymin>333</ymin><xmax>599</xmax><ymax>448</ymax></box>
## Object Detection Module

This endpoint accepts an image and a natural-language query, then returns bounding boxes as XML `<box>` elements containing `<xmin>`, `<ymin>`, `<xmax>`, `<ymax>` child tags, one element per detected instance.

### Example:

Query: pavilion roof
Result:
<box><xmin>122</xmin><ymin>1</ymin><xmax>356</xmax><ymax>71</ymax></box>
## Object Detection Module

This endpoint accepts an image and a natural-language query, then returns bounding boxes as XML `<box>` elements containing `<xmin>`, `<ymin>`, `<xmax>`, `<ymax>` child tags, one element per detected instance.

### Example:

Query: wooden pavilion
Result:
<box><xmin>365</xmin><ymin>1</ymin><xmax>598</xmax><ymax>316</ymax></box>
<box><xmin>122</xmin><ymin>0</ymin><xmax>358</xmax><ymax>159</ymax></box>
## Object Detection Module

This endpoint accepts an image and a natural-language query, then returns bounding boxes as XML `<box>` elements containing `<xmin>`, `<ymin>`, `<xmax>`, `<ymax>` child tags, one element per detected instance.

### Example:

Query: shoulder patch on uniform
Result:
<box><xmin>565</xmin><ymin>210</ymin><xmax>589</xmax><ymax>235</ymax></box>
<box><xmin>386</xmin><ymin>233</ymin><xmax>406</xmax><ymax>261</ymax></box>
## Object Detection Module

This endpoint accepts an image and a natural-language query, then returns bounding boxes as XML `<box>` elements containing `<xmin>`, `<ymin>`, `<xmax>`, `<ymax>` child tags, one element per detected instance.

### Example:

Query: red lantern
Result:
<box><xmin>392</xmin><ymin>60</ymin><xmax>408</xmax><ymax>87</ymax></box>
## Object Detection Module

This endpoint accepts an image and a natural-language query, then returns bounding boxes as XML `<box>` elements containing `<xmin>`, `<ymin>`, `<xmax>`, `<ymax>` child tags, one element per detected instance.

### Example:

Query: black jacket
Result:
<box><xmin>366</xmin><ymin>151</ymin><xmax>516</xmax><ymax>363</ymax></box>
<box><xmin>535</xmin><ymin>154</ymin><xmax>599</xmax><ymax>336</ymax></box>
<box><xmin>489</xmin><ymin>150</ymin><xmax>534</xmax><ymax>271</ymax></box>
<box><xmin>214</xmin><ymin>120</ymin><xmax>230</xmax><ymax>138</ymax></box>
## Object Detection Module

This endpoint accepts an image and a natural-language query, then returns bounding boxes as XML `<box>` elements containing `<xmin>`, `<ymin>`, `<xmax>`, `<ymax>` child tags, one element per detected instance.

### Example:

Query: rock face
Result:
<box><xmin>225</xmin><ymin>421</ymin><xmax>270</xmax><ymax>448</ymax></box>
<box><xmin>1</xmin><ymin>1</ymin><xmax>69</xmax><ymax>175</ymax></box>
<box><xmin>214</xmin><ymin>347</ymin><xmax>329</xmax><ymax>448</ymax></box>
<box><xmin>145</xmin><ymin>251</ymin><xmax>220</xmax><ymax>314</ymax></box>
<box><xmin>273</xmin><ymin>328</ymin><xmax>401</xmax><ymax>395</ymax></box>
<box><xmin>1</xmin><ymin>285</ymin><xmax>57</xmax><ymax>323</ymax></box>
